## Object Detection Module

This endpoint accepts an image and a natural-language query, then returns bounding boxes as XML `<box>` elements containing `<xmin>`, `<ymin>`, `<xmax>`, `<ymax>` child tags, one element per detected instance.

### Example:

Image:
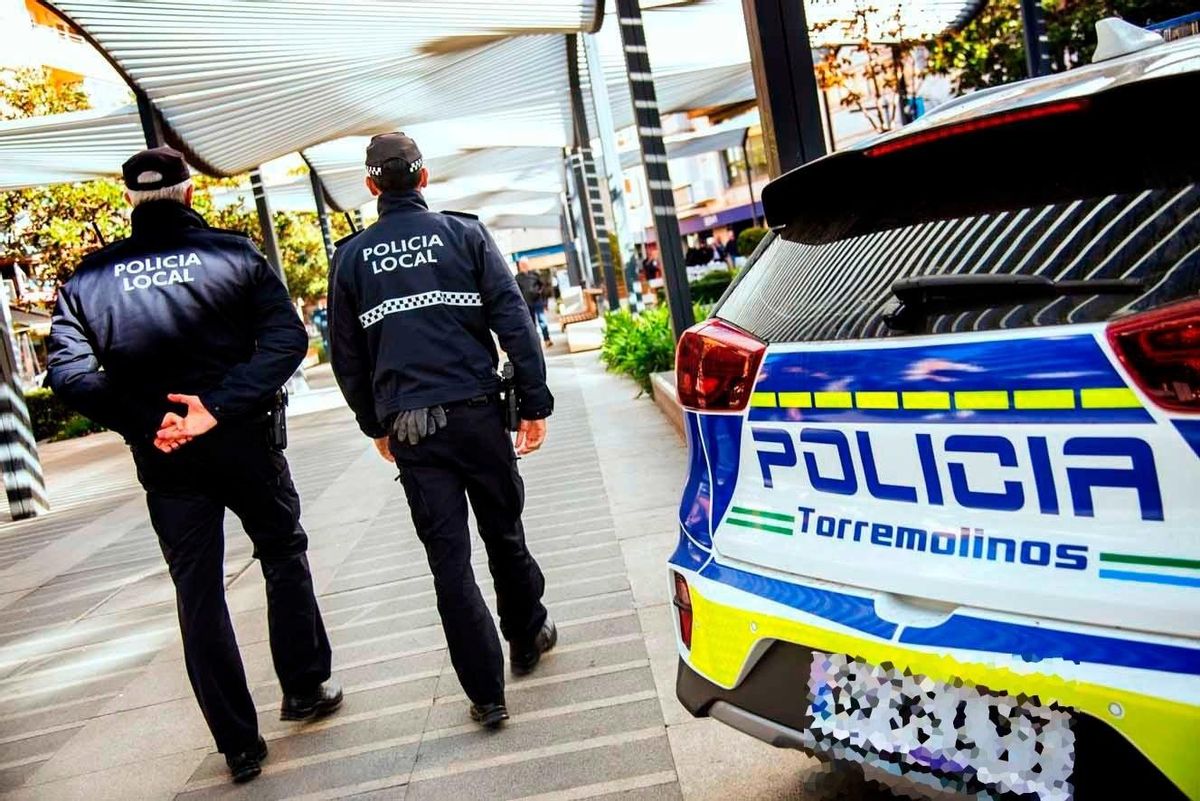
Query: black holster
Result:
<box><xmin>267</xmin><ymin>389</ymin><xmax>289</xmax><ymax>450</ymax></box>
<box><xmin>500</xmin><ymin>362</ymin><xmax>520</xmax><ymax>432</ymax></box>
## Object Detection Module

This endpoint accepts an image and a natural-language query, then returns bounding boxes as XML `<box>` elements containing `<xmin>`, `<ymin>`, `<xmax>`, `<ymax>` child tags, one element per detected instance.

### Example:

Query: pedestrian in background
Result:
<box><xmin>328</xmin><ymin>133</ymin><xmax>557</xmax><ymax>730</ymax></box>
<box><xmin>625</xmin><ymin>244</ymin><xmax>645</xmax><ymax>313</ymax></box>
<box><xmin>516</xmin><ymin>258</ymin><xmax>554</xmax><ymax>347</ymax></box>
<box><xmin>312</xmin><ymin>297</ymin><xmax>330</xmax><ymax>359</ymax></box>
<box><xmin>46</xmin><ymin>147</ymin><xmax>340</xmax><ymax>785</ymax></box>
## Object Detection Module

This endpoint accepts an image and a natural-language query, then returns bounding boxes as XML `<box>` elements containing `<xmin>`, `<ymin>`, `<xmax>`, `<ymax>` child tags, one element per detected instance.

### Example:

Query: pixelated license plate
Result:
<box><xmin>807</xmin><ymin>652</ymin><xmax>1075</xmax><ymax>801</ymax></box>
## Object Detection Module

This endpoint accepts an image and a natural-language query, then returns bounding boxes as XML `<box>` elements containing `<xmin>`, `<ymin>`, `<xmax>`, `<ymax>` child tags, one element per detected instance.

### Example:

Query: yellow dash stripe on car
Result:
<box><xmin>750</xmin><ymin>392</ymin><xmax>777</xmax><ymax>408</ymax></box>
<box><xmin>778</xmin><ymin>392</ymin><xmax>813</xmax><ymax>408</ymax></box>
<box><xmin>901</xmin><ymin>391</ymin><xmax>951</xmax><ymax>410</ymax></box>
<box><xmin>1014</xmin><ymin>389</ymin><xmax>1075</xmax><ymax>409</ymax></box>
<box><xmin>855</xmin><ymin>391</ymin><xmax>900</xmax><ymax>409</ymax></box>
<box><xmin>954</xmin><ymin>390</ymin><xmax>1010</xmax><ymax>410</ymax></box>
<box><xmin>813</xmin><ymin>391</ymin><xmax>853</xmax><ymax>409</ymax></box>
<box><xmin>1080</xmin><ymin>387</ymin><xmax>1141</xmax><ymax>408</ymax></box>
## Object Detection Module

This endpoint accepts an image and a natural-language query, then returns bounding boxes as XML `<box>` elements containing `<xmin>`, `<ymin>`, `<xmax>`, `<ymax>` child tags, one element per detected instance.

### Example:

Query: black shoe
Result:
<box><xmin>225</xmin><ymin>736</ymin><xmax>267</xmax><ymax>784</ymax></box>
<box><xmin>510</xmin><ymin>617</ymin><xmax>557</xmax><ymax>676</ymax></box>
<box><xmin>280</xmin><ymin>680</ymin><xmax>343</xmax><ymax>721</ymax></box>
<box><xmin>469</xmin><ymin>701</ymin><xmax>509</xmax><ymax>729</ymax></box>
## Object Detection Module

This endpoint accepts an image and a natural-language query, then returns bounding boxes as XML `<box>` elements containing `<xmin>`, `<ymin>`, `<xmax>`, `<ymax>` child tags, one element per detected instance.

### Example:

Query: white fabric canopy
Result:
<box><xmin>0</xmin><ymin>106</ymin><xmax>142</xmax><ymax>190</ymax></box>
<box><xmin>44</xmin><ymin>1</ymin><xmax>600</xmax><ymax>175</ymax></box>
<box><xmin>618</xmin><ymin>122</ymin><xmax>750</xmax><ymax>170</ymax></box>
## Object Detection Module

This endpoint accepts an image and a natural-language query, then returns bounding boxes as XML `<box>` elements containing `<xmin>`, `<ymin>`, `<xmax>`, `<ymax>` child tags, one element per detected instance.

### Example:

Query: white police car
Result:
<box><xmin>670</xmin><ymin>21</ymin><xmax>1199</xmax><ymax>801</ymax></box>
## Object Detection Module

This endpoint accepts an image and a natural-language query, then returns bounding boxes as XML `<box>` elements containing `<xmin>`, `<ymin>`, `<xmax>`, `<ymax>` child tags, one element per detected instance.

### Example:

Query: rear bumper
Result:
<box><xmin>673</xmin><ymin>574</ymin><xmax>1198</xmax><ymax>800</ymax></box>
<box><xmin>677</xmin><ymin>649</ymin><xmax>1190</xmax><ymax>800</ymax></box>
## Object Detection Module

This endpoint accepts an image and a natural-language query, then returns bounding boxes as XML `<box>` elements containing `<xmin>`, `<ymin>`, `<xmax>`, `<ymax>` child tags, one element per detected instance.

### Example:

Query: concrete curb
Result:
<box><xmin>649</xmin><ymin>371</ymin><xmax>684</xmax><ymax>440</ymax></box>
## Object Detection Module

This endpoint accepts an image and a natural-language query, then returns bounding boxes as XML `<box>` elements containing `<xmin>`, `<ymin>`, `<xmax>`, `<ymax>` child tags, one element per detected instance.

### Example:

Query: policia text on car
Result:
<box><xmin>329</xmin><ymin>132</ymin><xmax>557</xmax><ymax>729</ymax></box>
<box><xmin>45</xmin><ymin>147</ymin><xmax>342</xmax><ymax>785</ymax></box>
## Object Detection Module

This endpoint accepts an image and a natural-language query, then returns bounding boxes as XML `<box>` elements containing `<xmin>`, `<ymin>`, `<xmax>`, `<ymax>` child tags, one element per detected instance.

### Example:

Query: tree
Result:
<box><xmin>1</xmin><ymin>69</ymin><xmax>340</xmax><ymax>305</ymax></box>
<box><xmin>813</xmin><ymin>7</ymin><xmax>928</xmax><ymax>133</ymax></box>
<box><xmin>928</xmin><ymin>0</ymin><xmax>1196</xmax><ymax>92</ymax></box>
<box><xmin>0</xmin><ymin>68</ymin><xmax>131</xmax><ymax>290</ymax></box>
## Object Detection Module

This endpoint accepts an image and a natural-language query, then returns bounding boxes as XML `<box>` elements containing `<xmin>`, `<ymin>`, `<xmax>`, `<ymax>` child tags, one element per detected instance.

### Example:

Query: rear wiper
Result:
<box><xmin>884</xmin><ymin>274</ymin><xmax>1143</xmax><ymax>332</ymax></box>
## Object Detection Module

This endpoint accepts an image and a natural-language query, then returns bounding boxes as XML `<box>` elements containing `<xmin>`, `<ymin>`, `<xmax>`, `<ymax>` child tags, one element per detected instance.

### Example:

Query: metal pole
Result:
<box><xmin>821</xmin><ymin>87</ymin><xmax>837</xmax><ymax>152</ymax></box>
<box><xmin>249</xmin><ymin>169</ymin><xmax>308</xmax><ymax>392</ymax></box>
<box><xmin>566</xmin><ymin>35</ymin><xmax>620</xmax><ymax>311</ymax></box>
<box><xmin>134</xmin><ymin>89</ymin><xmax>162</xmax><ymax>149</ymax></box>
<box><xmin>565</xmin><ymin>152</ymin><xmax>597</xmax><ymax>288</ymax></box>
<box><xmin>1019</xmin><ymin>0</ymin><xmax>1052</xmax><ymax>78</ymax></box>
<box><xmin>582</xmin><ymin>33</ymin><xmax>636</xmax><ymax>294</ymax></box>
<box><xmin>351</xmin><ymin>210</ymin><xmax>365</xmax><ymax>230</ymax></box>
<box><xmin>249</xmin><ymin>169</ymin><xmax>286</xmax><ymax>281</ymax></box>
<box><xmin>308</xmin><ymin>169</ymin><xmax>335</xmax><ymax>270</ymax></box>
<box><xmin>893</xmin><ymin>46</ymin><xmax>912</xmax><ymax>127</ymax></box>
<box><xmin>741</xmin><ymin>0</ymin><xmax>827</xmax><ymax>177</ymax></box>
<box><xmin>559</xmin><ymin>194</ymin><xmax>584</xmax><ymax>288</ymax></box>
<box><xmin>614</xmin><ymin>0</ymin><xmax>694</xmax><ymax>338</ymax></box>
<box><xmin>0</xmin><ymin>282</ymin><xmax>47</xmax><ymax>520</ymax></box>
<box><xmin>742</xmin><ymin>130</ymin><xmax>758</xmax><ymax>228</ymax></box>
<box><xmin>344</xmin><ymin>212</ymin><xmax>359</xmax><ymax>233</ymax></box>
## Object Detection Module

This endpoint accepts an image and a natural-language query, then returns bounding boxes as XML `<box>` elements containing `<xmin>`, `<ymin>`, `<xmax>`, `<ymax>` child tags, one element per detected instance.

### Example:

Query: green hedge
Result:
<box><xmin>689</xmin><ymin>269</ymin><xmax>736</xmax><ymax>304</ymax></box>
<box><xmin>736</xmin><ymin>226</ymin><xmax>768</xmax><ymax>258</ymax></box>
<box><xmin>25</xmin><ymin>388</ymin><xmax>105</xmax><ymax>442</ymax></box>
<box><xmin>601</xmin><ymin>303</ymin><xmax>708</xmax><ymax>395</ymax></box>
<box><xmin>601</xmin><ymin>306</ymin><xmax>675</xmax><ymax>395</ymax></box>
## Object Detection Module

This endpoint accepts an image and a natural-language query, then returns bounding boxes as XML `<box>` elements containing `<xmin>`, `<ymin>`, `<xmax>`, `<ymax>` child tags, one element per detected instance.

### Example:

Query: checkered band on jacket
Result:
<box><xmin>358</xmin><ymin>290</ymin><xmax>483</xmax><ymax>328</ymax></box>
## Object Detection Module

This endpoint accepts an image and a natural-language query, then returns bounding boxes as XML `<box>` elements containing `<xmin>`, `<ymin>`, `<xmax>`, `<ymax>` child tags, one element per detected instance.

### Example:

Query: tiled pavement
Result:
<box><xmin>0</xmin><ymin>353</ymin><xmax>831</xmax><ymax>801</ymax></box>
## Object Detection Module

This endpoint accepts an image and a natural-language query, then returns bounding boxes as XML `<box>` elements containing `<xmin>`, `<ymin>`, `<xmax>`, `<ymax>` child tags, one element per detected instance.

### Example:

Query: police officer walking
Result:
<box><xmin>329</xmin><ymin>133</ymin><xmax>556</xmax><ymax>728</ymax></box>
<box><xmin>46</xmin><ymin>147</ymin><xmax>341</xmax><ymax>784</ymax></box>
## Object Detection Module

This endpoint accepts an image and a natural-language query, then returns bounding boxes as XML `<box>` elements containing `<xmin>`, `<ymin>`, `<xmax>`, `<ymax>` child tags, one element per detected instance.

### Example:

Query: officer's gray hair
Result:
<box><xmin>126</xmin><ymin>178</ymin><xmax>193</xmax><ymax>207</ymax></box>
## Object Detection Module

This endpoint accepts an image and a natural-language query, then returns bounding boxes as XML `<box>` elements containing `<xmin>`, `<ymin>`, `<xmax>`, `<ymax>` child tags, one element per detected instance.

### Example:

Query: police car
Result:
<box><xmin>670</xmin><ymin>21</ymin><xmax>1199</xmax><ymax>801</ymax></box>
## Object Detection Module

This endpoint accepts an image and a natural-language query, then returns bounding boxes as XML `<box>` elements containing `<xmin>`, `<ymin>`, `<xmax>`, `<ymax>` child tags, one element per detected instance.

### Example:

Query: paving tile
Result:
<box><xmin>27</xmin><ymin>697</ymin><xmax>211</xmax><ymax>783</ymax></box>
<box><xmin>404</xmin><ymin>732</ymin><xmax>675</xmax><ymax>801</ymax></box>
<box><xmin>667</xmin><ymin>717</ymin><xmax>819</xmax><ymax>801</ymax></box>
<box><xmin>6</xmin><ymin>747</ymin><xmax>208</xmax><ymax>801</ymax></box>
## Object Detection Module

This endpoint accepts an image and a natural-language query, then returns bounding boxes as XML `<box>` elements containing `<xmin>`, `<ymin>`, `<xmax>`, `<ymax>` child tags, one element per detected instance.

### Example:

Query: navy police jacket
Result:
<box><xmin>329</xmin><ymin>190</ymin><xmax>553</xmax><ymax>438</ymax></box>
<box><xmin>46</xmin><ymin>200</ymin><xmax>308</xmax><ymax>443</ymax></box>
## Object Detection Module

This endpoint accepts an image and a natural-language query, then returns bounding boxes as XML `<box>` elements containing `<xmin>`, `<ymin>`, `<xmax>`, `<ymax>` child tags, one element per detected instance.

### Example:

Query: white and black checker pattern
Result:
<box><xmin>358</xmin><ymin>290</ymin><xmax>481</xmax><ymax>328</ymax></box>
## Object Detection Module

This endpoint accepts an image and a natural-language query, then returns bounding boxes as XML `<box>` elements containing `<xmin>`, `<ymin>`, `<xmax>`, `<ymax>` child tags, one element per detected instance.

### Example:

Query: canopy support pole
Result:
<box><xmin>614</xmin><ymin>0</ymin><xmax>694</xmax><ymax>338</ymax></box>
<box><xmin>1020</xmin><ymin>0</ymin><xmax>1052</xmax><ymax>78</ymax></box>
<box><xmin>308</xmin><ymin>170</ymin><xmax>335</xmax><ymax>271</ymax></box>
<box><xmin>742</xmin><ymin>130</ymin><xmax>759</xmax><ymax>229</ymax></box>
<box><xmin>741</xmin><ymin>0</ymin><xmax>826</xmax><ymax>177</ymax></box>
<box><xmin>582</xmin><ymin>33</ymin><xmax>636</xmax><ymax>304</ymax></box>
<box><xmin>250</xmin><ymin>168</ymin><xmax>308</xmax><ymax>392</ymax></box>
<box><xmin>135</xmin><ymin>89</ymin><xmax>163</xmax><ymax>149</ymax></box>
<box><xmin>566</xmin><ymin>36</ymin><xmax>620</xmax><ymax>311</ymax></box>
<box><xmin>564</xmin><ymin>149</ymin><xmax>597</xmax><ymax>287</ymax></box>
<box><xmin>0</xmin><ymin>285</ymin><xmax>47</xmax><ymax>521</ymax></box>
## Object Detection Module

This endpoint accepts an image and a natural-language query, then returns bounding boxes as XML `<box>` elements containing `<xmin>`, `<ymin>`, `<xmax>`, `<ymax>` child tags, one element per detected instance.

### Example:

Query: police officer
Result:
<box><xmin>46</xmin><ymin>147</ymin><xmax>341</xmax><ymax>784</ymax></box>
<box><xmin>329</xmin><ymin>133</ymin><xmax>556</xmax><ymax>728</ymax></box>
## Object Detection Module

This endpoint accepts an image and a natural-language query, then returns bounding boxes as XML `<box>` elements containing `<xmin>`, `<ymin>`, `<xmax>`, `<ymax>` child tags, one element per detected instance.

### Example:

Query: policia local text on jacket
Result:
<box><xmin>329</xmin><ymin>182</ymin><xmax>554</xmax><ymax>720</ymax></box>
<box><xmin>46</xmin><ymin>180</ymin><xmax>336</xmax><ymax>776</ymax></box>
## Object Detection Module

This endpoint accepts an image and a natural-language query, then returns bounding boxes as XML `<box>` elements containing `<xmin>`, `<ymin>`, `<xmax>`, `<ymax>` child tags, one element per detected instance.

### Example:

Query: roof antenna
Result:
<box><xmin>1093</xmin><ymin>18</ymin><xmax>1164</xmax><ymax>62</ymax></box>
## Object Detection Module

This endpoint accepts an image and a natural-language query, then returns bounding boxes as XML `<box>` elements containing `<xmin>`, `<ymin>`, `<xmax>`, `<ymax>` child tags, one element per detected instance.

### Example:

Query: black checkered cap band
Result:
<box><xmin>367</xmin><ymin>157</ymin><xmax>423</xmax><ymax>177</ymax></box>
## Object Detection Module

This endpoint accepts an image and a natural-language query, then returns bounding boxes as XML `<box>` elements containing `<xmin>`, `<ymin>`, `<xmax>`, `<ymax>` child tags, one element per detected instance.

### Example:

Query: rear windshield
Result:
<box><xmin>719</xmin><ymin>184</ymin><xmax>1200</xmax><ymax>343</ymax></box>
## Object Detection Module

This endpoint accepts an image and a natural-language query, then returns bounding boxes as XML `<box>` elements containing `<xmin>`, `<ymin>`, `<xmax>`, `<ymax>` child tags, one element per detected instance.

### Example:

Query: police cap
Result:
<box><xmin>365</xmin><ymin>132</ymin><xmax>423</xmax><ymax>179</ymax></box>
<box><xmin>122</xmin><ymin>146</ymin><xmax>190</xmax><ymax>190</ymax></box>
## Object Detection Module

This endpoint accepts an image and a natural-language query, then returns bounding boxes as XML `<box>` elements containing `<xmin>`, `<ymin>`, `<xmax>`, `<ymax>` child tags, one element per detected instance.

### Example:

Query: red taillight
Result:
<box><xmin>673</xmin><ymin>572</ymin><xmax>693</xmax><ymax>650</ymax></box>
<box><xmin>676</xmin><ymin>319</ymin><xmax>766</xmax><ymax>411</ymax></box>
<box><xmin>865</xmin><ymin>99</ymin><xmax>1089</xmax><ymax>158</ymax></box>
<box><xmin>1107</xmin><ymin>299</ymin><xmax>1200</xmax><ymax>413</ymax></box>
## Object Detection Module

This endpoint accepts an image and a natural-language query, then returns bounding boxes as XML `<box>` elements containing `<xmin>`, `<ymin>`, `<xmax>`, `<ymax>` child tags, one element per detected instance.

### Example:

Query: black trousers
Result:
<box><xmin>391</xmin><ymin>401</ymin><xmax>547</xmax><ymax>705</ymax></box>
<box><xmin>133</xmin><ymin>422</ymin><xmax>331</xmax><ymax>754</ymax></box>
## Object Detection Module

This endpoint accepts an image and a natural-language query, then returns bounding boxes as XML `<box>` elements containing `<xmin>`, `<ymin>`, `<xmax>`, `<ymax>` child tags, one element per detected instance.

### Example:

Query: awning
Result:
<box><xmin>0</xmin><ymin>106</ymin><xmax>143</xmax><ymax>191</ymax></box>
<box><xmin>43</xmin><ymin>1</ymin><xmax>600</xmax><ymax>175</ymax></box>
<box><xmin>618</xmin><ymin>122</ymin><xmax>750</xmax><ymax>170</ymax></box>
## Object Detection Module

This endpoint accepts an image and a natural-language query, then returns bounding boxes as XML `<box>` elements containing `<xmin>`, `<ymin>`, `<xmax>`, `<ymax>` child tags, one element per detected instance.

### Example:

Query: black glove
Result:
<box><xmin>392</xmin><ymin>406</ymin><xmax>448</xmax><ymax>446</ymax></box>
